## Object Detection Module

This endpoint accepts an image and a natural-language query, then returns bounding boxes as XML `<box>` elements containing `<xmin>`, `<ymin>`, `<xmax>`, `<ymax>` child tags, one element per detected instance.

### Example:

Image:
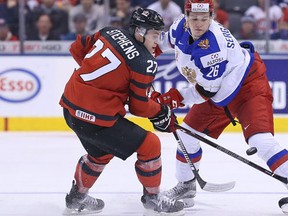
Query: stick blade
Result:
<box><xmin>201</xmin><ymin>181</ymin><xmax>236</xmax><ymax>192</ymax></box>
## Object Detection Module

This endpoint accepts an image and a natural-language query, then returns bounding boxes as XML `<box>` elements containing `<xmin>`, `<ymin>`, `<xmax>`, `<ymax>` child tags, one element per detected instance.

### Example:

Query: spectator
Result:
<box><xmin>52</xmin><ymin>0</ymin><xmax>79</xmax><ymax>10</ymax></box>
<box><xmin>69</xmin><ymin>0</ymin><xmax>106</xmax><ymax>34</ymax></box>
<box><xmin>130</xmin><ymin>0</ymin><xmax>156</xmax><ymax>8</ymax></box>
<box><xmin>27</xmin><ymin>13</ymin><xmax>60</xmax><ymax>40</ymax></box>
<box><xmin>0</xmin><ymin>0</ymin><xmax>19</xmax><ymax>37</ymax></box>
<box><xmin>70</xmin><ymin>0</ymin><xmax>79</xmax><ymax>5</ymax></box>
<box><xmin>109</xmin><ymin>16</ymin><xmax>123</xmax><ymax>28</ymax></box>
<box><xmin>245</xmin><ymin>0</ymin><xmax>283</xmax><ymax>39</ymax></box>
<box><xmin>214</xmin><ymin>0</ymin><xmax>229</xmax><ymax>29</ymax></box>
<box><xmin>26</xmin><ymin>0</ymin><xmax>39</xmax><ymax>10</ymax></box>
<box><xmin>219</xmin><ymin>0</ymin><xmax>258</xmax><ymax>14</ymax></box>
<box><xmin>0</xmin><ymin>18</ymin><xmax>18</xmax><ymax>41</ymax></box>
<box><xmin>109</xmin><ymin>0</ymin><xmax>135</xmax><ymax>30</ymax></box>
<box><xmin>277</xmin><ymin>0</ymin><xmax>288</xmax><ymax>39</ymax></box>
<box><xmin>30</xmin><ymin>0</ymin><xmax>69</xmax><ymax>38</ymax></box>
<box><xmin>61</xmin><ymin>13</ymin><xmax>88</xmax><ymax>40</ymax></box>
<box><xmin>276</xmin><ymin>0</ymin><xmax>288</xmax><ymax>7</ymax></box>
<box><xmin>175</xmin><ymin>0</ymin><xmax>185</xmax><ymax>12</ymax></box>
<box><xmin>234</xmin><ymin>15</ymin><xmax>264</xmax><ymax>40</ymax></box>
<box><xmin>0</xmin><ymin>2</ymin><xmax>10</xmax><ymax>32</ymax></box>
<box><xmin>0</xmin><ymin>1</ymin><xmax>38</xmax><ymax>38</ymax></box>
<box><xmin>148</xmin><ymin>0</ymin><xmax>182</xmax><ymax>31</ymax></box>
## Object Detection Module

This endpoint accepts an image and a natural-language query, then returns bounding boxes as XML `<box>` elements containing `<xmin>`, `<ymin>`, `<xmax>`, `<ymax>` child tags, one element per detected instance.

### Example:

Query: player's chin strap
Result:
<box><xmin>173</xmin><ymin>131</ymin><xmax>236</xmax><ymax>192</ymax></box>
<box><xmin>175</xmin><ymin>123</ymin><xmax>288</xmax><ymax>185</ymax></box>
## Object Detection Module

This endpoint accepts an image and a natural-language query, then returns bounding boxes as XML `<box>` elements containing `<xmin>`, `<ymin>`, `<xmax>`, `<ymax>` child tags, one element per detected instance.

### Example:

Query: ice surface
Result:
<box><xmin>0</xmin><ymin>131</ymin><xmax>288</xmax><ymax>216</ymax></box>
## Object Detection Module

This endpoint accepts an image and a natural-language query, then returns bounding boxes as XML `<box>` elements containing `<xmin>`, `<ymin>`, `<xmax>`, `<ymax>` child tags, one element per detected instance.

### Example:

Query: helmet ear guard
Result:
<box><xmin>135</xmin><ymin>27</ymin><xmax>147</xmax><ymax>37</ymax></box>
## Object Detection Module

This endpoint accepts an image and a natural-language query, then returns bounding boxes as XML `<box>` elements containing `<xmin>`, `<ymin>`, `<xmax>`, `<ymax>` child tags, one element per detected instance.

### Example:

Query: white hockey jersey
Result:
<box><xmin>159</xmin><ymin>15</ymin><xmax>254</xmax><ymax>107</ymax></box>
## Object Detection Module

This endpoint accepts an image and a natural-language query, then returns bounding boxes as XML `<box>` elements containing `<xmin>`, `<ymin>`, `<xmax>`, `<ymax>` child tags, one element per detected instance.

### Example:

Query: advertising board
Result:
<box><xmin>0</xmin><ymin>54</ymin><xmax>287</xmax><ymax>131</ymax></box>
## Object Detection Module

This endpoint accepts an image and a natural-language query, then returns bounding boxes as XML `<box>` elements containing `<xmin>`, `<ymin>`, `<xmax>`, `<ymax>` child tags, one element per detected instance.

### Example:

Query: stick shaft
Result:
<box><xmin>173</xmin><ymin>131</ymin><xmax>235</xmax><ymax>192</ymax></box>
<box><xmin>175</xmin><ymin>124</ymin><xmax>288</xmax><ymax>184</ymax></box>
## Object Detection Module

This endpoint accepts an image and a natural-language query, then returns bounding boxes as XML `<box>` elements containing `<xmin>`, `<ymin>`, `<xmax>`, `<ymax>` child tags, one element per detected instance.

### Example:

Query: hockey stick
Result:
<box><xmin>175</xmin><ymin>123</ymin><xmax>288</xmax><ymax>184</ymax></box>
<box><xmin>149</xmin><ymin>85</ymin><xmax>235</xmax><ymax>191</ymax></box>
<box><xmin>173</xmin><ymin>131</ymin><xmax>236</xmax><ymax>192</ymax></box>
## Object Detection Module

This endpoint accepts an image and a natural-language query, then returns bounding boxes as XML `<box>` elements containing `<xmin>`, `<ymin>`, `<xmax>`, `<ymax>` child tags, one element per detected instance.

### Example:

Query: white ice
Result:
<box><xmin>0</xmin><ymin>131</ymin><xmax>288</xmax><ymax>216</ymax></box>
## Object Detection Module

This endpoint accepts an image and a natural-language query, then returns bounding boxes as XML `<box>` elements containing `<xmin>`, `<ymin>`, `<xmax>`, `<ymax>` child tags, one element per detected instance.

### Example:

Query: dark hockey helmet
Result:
<box><xmin>129</xmin><ymin>8</ymin><xmax>164</xmax><ymax>35</ymax></box>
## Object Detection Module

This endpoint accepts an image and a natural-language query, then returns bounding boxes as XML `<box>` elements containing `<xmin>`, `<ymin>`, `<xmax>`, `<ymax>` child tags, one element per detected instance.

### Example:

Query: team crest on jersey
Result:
<box><xmin>181</xmin><ymin>66</ymin><xmax>196</xmax><ymax>83</ymax></box>
<box><xmin>198</xmin><ymin>39</ymin><xmax>210</xmax><ymax>49</ymax></box>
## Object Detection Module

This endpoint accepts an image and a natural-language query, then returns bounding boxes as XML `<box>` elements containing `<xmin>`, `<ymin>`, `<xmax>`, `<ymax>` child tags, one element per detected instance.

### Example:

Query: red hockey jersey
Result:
<box><xmin>60</xmin><ymin>27</ymin><xmax>161</xmax><ymax>127</ymax></box>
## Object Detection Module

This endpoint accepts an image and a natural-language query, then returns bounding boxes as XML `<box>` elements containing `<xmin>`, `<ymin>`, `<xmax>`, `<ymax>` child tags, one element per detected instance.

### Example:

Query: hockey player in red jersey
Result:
<box><xmin>60</xmin><ymin>8</ymin><xmax>184</xmax><ymax>215</ymax></box>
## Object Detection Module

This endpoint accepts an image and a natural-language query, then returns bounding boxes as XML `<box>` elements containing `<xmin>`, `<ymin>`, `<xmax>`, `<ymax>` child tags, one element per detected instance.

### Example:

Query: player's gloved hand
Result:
<box><xmin>150</xmin><ymin>88</ymin><xmax>184</xmax><ymax>109</ymax></box>
<box><xmin>149</xmin><ymin>105</ymin><xmax>177</xmax><ymax>133</ymax></box>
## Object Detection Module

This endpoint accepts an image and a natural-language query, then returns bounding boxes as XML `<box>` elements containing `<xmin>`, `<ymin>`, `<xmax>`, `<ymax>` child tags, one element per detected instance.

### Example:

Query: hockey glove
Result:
<box><xmin>149</xmin><ymin>105</ymin><xmax>177</xmax><ymax>133</ymax></box>
<box><xmin>150</xmin><ymin>88</ymin><xmax>184</xmax><ymax>109</ymax></box>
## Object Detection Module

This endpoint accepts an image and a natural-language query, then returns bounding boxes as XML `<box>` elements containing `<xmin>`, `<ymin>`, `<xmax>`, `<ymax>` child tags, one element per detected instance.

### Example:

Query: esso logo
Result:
<box><xmin>0</xmin><ymin>68</ymin><xmax>41</xmax><ymax>103</ymax></box>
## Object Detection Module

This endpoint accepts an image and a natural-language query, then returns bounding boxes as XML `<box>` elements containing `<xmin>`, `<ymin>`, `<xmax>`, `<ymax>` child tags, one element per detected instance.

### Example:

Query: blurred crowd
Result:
<box><xmin>1</xmin><ymin>0</ymin><xmax>288</xmax><ymax>41</ymax></box>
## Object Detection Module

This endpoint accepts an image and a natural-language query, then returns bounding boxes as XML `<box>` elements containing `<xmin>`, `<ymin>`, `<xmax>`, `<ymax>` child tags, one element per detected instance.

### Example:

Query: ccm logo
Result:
<box><xmin>0</xmin><ymin>68</ymin><xmax>41</xmax><ymax>103</ymax></box>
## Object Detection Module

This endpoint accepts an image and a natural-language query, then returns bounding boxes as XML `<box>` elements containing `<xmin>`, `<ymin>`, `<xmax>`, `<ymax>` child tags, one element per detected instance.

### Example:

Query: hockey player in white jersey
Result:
<box><xmin>151</xmin><ymin>0</ymin><xmax>288</xmax><ymax>211</ymax></box>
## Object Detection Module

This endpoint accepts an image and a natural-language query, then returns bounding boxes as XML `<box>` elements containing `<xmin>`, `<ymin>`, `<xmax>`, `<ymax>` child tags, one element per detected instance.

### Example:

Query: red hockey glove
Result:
<box><xmin>151</xmin><ymin>88</ymin><xmax>184</xmax><ymax>109</ymax></box>
<box><xmin>149</xmin><ymin>105</ymin><xmax>177</xmax><ymax>133</ymax></box>
<box><xmin>150</xmin><ymin>91</ymin><xmax>161</xmax><ymax>101</ymax></box>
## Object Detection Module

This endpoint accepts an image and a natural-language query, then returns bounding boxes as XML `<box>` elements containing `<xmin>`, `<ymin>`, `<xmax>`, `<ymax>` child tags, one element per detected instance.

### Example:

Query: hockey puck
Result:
<box><xmin>246</xmin><ymin>147</ymin><xmax>257</xmax><ymax>156</ymax></box>
<box><xmin>279</xmin><ymin>197</ymin><xmax>288</xmax><ymax>213</ymax></box>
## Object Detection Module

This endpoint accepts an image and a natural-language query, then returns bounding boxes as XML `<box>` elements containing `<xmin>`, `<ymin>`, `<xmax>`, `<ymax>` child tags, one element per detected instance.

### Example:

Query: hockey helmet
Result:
<box><xmin>184</xmin><ymin>0</ymin><xmax>214</xmax><ymax>14</ymax></box>
<box><xmin>129</xmin><ymin>8</ymin><xmax>165</xmax><ymax>34</ymax></box>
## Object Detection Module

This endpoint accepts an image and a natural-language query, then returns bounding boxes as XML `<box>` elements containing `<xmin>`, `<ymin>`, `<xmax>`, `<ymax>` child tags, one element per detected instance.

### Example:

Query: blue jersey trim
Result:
<box><xmin>213</xmin><ymin>51</ymin><xmax>255</xmax><ymax>107</ymax></box>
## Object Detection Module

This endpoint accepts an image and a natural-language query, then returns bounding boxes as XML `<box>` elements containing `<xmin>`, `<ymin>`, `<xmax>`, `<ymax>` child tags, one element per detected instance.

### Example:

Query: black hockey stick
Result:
<box><xmin>173</xmin><ymin>131</ymin><xmax>236</xmax><ymax>192</ymax></box>
<box><xmin>149</xmin><ymin>85</ymin><xmax>234</xmax><ymax>191</ymax></box>
<box><xmin>175</xmin><ymin>123</ymin><xmax>288</xmax><ymax>184</ymax></box>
